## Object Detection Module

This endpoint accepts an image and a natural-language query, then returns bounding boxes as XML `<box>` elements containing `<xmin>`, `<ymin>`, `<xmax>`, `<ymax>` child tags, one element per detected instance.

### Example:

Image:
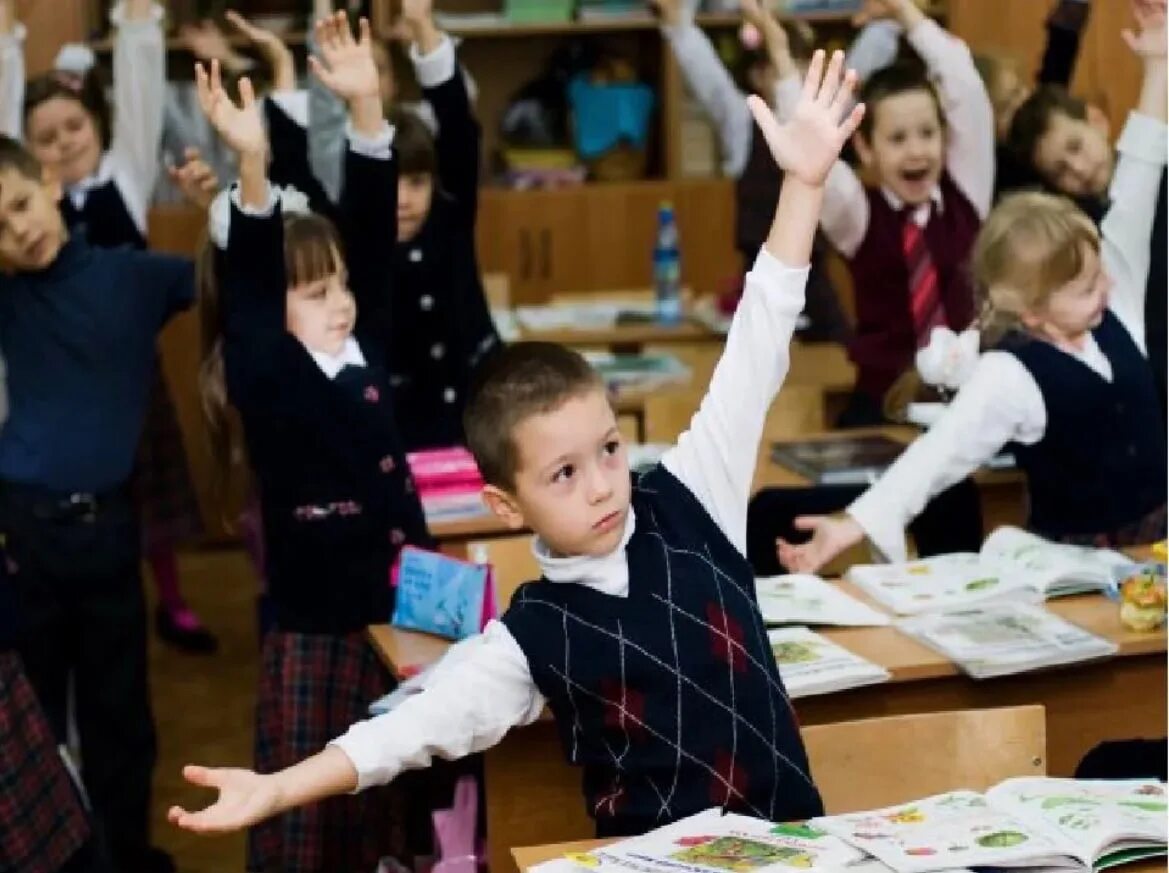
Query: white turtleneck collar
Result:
<box><xmin>531</xmin><ymin>506</ymin><xmax>637</xmax><ymax>597</ymax></box>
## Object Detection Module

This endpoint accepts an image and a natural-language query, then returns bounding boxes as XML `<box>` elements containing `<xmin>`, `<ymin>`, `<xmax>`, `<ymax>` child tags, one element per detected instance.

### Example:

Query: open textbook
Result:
<box><xmin>812</xmin><ymin>778</ymin><xmax>1167</xmax><ymax>872</ymax></box>
<box><xmin>756</xmin><ymin>574</ymin><xmax>891</xmax><ymax>627</ymax></box>
<box><xmin>897</xmin><ymin>602</ymin><xmax>1118</xmax><ymax>679</ymax></box>
<box><xmin>769</xmin><ymin>627</ymin><xmax>890</xmax><ymax>697</ymax></box>
<box><xmin>846</xmin><ymin>527</ymin><xmax>1135</xmax><ymax>616</ymax></box>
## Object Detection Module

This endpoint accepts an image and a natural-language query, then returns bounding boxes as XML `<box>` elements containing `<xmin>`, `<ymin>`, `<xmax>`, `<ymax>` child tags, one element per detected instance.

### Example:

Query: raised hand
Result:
<box><xmin>308</xmin><ymin>12</ymin><xmax>380</xmax><ymax>103</ymax></box>
<box><xmin>168</xmin><ymin>765</ymin><xmax>282</xmax><ymax>835</ymax></box>
<box><xmin>225</xmin><ymin>10</ymin><xmax>296</xmax><ymax>92</ymax></box>
<box><xmin>852</xmin><ymin>0</ymin><xmax>925</xmax><ymax>29</ymax></box>
<box><xmin>168</xmin><ymin>147</ymin><xmax>220</xmax><ymax>211</ymax></box>
<box><xmin>776</xmin><ymin>515</ymin><xmax>864</xmax><ymax>574</ymax></box>
<box><xmin>646</xmin><ymin>0</ymin><xmax>684</xmax><ymax>28</ymax></box>
<box><xmin>746</xmin><ymin>49</ymin><xmax>864</xmax><ymax>187</ymax></box>
<box><xmin>1124</xmin><ymin>0</ymin><xmax>1167</xmax><ymax>60</ymax></box>
<box><xmin>740</xmin><ymin>0</ymin><xmax>796</xmax><ymax>79</ymax></box>
<box><xmin>195</xmin><ymin>59</ymin><xmax>267</xmax><ymax>158</ymax></box>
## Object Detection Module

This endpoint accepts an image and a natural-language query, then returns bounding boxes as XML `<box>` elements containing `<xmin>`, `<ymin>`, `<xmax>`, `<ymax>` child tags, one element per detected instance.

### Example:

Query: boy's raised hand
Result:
<box><xmin>196</xmin><ymin>60</ymin><xmax>267</xmax><ymax>158</ymax></box>
<box><xmin>168</xmin><ymin>765</ymin><xmax>282</xmax><ymax>834</ymax></box>
<box><xmin>225</xmin><ymin>10</ymin><xmax>297</xmax><ymax>92</ymax></box>
<box><xmin>747</xmin><ymin>49</ymin><xmax>864</xmax><ymax>187</ymax></box>
<box><xmin>1124</xmin><ymin>0</ymin><xmax>1167</xmax><ymax>60</ymax></box>
<box><xmin>308</xmin><ymin>12</ymin><xmax>380</xmax><ymax>104</ymax></box>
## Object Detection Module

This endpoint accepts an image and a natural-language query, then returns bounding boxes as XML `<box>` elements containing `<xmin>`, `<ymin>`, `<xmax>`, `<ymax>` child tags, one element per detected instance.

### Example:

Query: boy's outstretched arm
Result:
<box><xmin>662</xmin><ymin>50</ymin><xmax>864</xmax><ymax>555</ymax></box>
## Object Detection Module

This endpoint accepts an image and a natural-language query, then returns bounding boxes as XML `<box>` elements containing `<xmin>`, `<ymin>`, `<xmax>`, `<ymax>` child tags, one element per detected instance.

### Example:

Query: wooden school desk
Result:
<box><xmin>369</xmin><ymin>585</ymin><xmax>1167</xmax><ymax>873</ymax></box>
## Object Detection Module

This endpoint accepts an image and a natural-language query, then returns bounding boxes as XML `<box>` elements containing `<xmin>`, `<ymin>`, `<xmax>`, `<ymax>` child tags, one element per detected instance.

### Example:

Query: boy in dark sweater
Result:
<box><xmin>0</xmin><ymin>136</ymin><xmax>192</xmax><ymax>873</ymax></box>
<box><xmin>170</xmin><ymin>48</ymin><xmax>866</xmax><ymax>839</ymax></box>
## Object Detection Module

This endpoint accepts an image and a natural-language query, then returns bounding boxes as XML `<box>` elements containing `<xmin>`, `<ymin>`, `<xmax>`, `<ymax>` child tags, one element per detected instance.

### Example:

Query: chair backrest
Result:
<box><xmin>802</xmin><ymin>705</ymin><xmax>1047</xmax><ymax>813</ymax></box>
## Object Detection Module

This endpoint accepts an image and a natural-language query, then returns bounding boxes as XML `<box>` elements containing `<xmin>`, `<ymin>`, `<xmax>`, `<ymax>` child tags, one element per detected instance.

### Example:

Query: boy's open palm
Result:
<box><xmin>1124</xmin><ymin>0</ymin><xmax>1167</xmax><ymax>59</ymax></box>
<box><xmin>747</xmin><ymin>49</ymin><xmax>864</xmax><ymax>187</ymax></box>
<box><xmin>196</xmin><ymin>60</ymin><xmax>267</xmax><ymax>156</ymax></box>
<box><xmin>777</xmin><ymin>515</ymin><xmax>863</xmax><ymax>574</ymax></box>
<box><xmin>168</xmin><ymin>765</ymin><xmax>281</xmax><ymax>834</ymax></box>
<box><xmin>309</xmin><ymin>12</ymin><xmax>380</xmax><ymax>102</ymax></box>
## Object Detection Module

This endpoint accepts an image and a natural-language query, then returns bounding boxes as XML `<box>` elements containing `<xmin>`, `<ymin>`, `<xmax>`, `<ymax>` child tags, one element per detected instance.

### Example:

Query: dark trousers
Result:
<box><xmin>1</xmin><ymin>483</ymin><xmax>157</xmax><ymax>871</ymax></box>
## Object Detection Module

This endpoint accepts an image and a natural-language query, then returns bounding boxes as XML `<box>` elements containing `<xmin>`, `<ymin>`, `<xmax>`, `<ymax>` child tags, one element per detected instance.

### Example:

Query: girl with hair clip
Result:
<box><xmin>194</xmin><ymin>13</ymin><xmax>432</xmax><ymax>868</ymax></box>
<box><xmin>0</xmin><ymin>0</ymin><xmax>217</xmax><ymax>653</ymax></box>
<box><xmin>780</xmin><ymin>1</ymin><xmax>1167</xmax><ymax>574</ymax></box>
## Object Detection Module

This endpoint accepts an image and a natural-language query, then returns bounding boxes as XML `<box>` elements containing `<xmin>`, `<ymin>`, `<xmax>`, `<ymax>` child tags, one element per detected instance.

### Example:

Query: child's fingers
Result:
<box><xmin>336</xmin><ymin>9</ymin><xmax>354</xmax><ymax>47</ymax></box>
<box><xmin>829</xmin><ymin>68</ymin><xmax>858</xmax><ymax>116</ymax></box>
<box><xmin>183</xmin><ymin>145</ymin><xmax>203</xmax><ymax>163</ymax></box>
<box><xmin>238</xmin><ymin>76</ymin><xmax>256</xmax><ymax>110</ymax></box>
<box><xmin>801</xmin><ymin>49</ymin><xmax>825</xmax><ymax>103</ymax></box>
<box><xmin>358</xmin><ymin>16</ymin><xmax>372</xmax><ymax>48</ymax></box>
<box><xmin>307</xmin><ymin>54</ymin><xmax>334</xmax><ymax>88</ymax></box>
<box><xmin>816</xmin><ymin>50</ymin><xmax>845</xmax><ymax>106</ymax></box>
<box><xmin>839</xmin><ymin>102</ymin><xmax>866</xmax><ymax>141</ymax></box>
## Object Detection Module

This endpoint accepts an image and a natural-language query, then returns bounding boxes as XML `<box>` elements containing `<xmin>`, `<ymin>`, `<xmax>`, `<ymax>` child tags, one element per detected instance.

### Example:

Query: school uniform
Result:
<box><xmin>332</xmin><ymin>248</ymin><xmax>825</xmax><ymax>835</ymax></box>
<box><xmin>846</xmin><ymin>110</ymin><xmax>1168</xmax><ymax>559</ymax></box>
<box><xmin>0</xmin><ymin>234</ymin><xmax>193</xmax><ymax>871</ymax></box>
<box><xmin>216</xmin><ymin>129</ymin><xmax>432</xmax><ymax>871</ymax></box>
<box><xmin>1144</xmin><ymin>171</ymin><xmax>1167</xmax><ymax>415</ymax></box>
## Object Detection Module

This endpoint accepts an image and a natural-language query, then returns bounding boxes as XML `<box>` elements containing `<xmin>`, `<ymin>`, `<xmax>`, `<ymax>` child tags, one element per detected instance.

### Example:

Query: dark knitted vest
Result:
<box><xmin>847</xmin><ymin>172</ymin><xmax>980</xmax><ymax>400</ymax></box>
<box><xmin>61</xmin><ymin>181</ymin><xmax>146</xmax><ymax>251</ymax></box>
<box><xmin>1145</xmin><ymin>170</ymin><xmax>1167</xmax><ymax>417</ymax></box>
<box><xmin>501</xmin><ymin>465</ymin><xmax>822</xmax><ymax>833</ymax></box>
<box><xmin>1001</xmin><ymin>310</ymin><xmax>1167</xmax><ymax>540</ymax></box>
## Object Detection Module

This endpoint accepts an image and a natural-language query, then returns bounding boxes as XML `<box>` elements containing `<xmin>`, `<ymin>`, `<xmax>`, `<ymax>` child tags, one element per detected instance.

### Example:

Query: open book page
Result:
<box><xmin>768</xmin><ymin>627</ymin><xmax>890</xmax><ymax>698</ymax></box>
<box><xmin>845</xmin><ymin>554</ymin><xmax>1036</xmax><ymax>616</ymax></box>
<box><xmin>985</xmin><ymin>778</ymin><xmax>1168</xmax><ymax>868</ymax></box>
<box><xmin>980</xmin><ymin>528</ymin><xmax>1136</xmax><ymax>597</ymax></box>
<box><xmin>811</xmin><ymin>791</ymin><xmax>1076</xmax><ymax>873</ymax></box>
<box><xmin>897</xmin><ymin>602</ymin><xmax>1119</xmax><ymax>679</ymax></box>
<box><xmin>563</xmin><ymin>809</ymin><xmax>865</xmax><ymax>873</ymax></box>
<box><xmin>756</xmin><ymin>575</ymin><xmax>892</xmax><ymax>627</ymax></box>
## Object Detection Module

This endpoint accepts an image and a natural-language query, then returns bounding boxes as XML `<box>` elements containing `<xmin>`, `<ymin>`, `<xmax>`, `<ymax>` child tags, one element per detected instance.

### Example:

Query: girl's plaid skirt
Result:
<box><xmin>134</xmin><ymin>363</ymin><xmax>203</xmax><ymax>554</ymax></box>
<box><xmin>1057</xmin><ymin>504</ymin><xmax>1167</xmax><ymax>549</ymax></box>
<box><xmin>0</xmin><ymin>651</ymin><xmax>91</xmax><ymax>873</ymax></box>
<box><xmin>248</xmin><ymin>630</ymin><xmax>407</xmax><ymax>873</ymax></box>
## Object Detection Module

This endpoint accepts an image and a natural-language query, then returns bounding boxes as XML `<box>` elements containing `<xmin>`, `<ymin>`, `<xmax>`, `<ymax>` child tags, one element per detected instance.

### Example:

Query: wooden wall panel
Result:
<box><xmin>24</xmin><ymin>0</ymin><xmax>89</xmax><ymax>76</ymax></box>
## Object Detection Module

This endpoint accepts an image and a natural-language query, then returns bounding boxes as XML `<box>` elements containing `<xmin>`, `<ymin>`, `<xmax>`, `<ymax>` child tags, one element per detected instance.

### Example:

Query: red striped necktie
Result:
<box><xmin>902</xmin><ymin>204</ymin><xmax>945</xmax><ymax>347</ymax></box>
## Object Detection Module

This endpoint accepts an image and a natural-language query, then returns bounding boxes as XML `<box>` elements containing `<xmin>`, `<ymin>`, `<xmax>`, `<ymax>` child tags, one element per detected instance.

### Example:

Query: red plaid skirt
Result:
<box><xmin>1057</xmin><ymin>504</ymin><xmax>1168</xmax><ymax>549</ymax></box>
<box><xmin>248</xmin><ymin>630</ymin><xmax>407</xmax><ymax>873</ymax></box>
<box><xmin>0</xmin><ymin>652</ymin><xmax>90</xmax><ymax>873</ymax></box>
<box><xmin>134</xmin><ymin>363</ymin><xmax>203</xmax><ymax>553</ymax></box>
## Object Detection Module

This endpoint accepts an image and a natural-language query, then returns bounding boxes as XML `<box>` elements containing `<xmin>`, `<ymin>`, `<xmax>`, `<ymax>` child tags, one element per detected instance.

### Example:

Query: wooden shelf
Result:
<box><xmin>90</xmin><ymin>29</ymin><xmax>308</xmax><ymax>53</ymax></box>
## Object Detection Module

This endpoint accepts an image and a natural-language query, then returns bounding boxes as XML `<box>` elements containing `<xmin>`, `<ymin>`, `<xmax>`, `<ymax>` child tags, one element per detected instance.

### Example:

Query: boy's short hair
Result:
<box><xmin>856</xmin><ymin>59</ymin><xmax>941</xmax><ymax>140</ymax></box>
<box><xmin>0</xmin><ymin>135</ymin><xmax>44</xmax><ymax>181</ymax></box>
<box><xmin>464</xmin><ymin>342</ymin><xmax>603</xmax><ymax>490</ymax></box>
<box><xmin>388</xmin><ymin>106</ymin><xmax>437</xmax><ymax>177</ymax></box>
<box><xmin>1007</xmin><ymin>84</ymin><xmax>1087</xmax><ymax>165</ymax></box>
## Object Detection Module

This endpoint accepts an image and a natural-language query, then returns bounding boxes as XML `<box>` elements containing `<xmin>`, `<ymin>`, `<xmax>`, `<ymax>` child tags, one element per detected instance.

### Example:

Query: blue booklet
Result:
<box><xmin>391</xmin><ymin>547</ymin><xmax>492</xmax><ymax>641</ymax></box>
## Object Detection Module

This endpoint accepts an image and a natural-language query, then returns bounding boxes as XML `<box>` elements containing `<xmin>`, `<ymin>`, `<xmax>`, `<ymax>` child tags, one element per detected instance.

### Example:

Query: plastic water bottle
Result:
<box><xmin>653</xmin><ymin>201</ymin><xmax>682</xmax><ymax>325</ymax></box>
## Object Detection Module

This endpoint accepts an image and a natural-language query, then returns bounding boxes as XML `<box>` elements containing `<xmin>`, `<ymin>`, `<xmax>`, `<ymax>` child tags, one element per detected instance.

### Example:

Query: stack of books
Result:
<box><xmin>407</xmin><ymin>447</ymin><xmax>487</xmax><ymax>523</ymax></box>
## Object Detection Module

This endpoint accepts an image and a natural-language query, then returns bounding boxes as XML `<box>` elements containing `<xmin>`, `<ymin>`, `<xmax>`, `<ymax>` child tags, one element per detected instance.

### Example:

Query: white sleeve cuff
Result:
<box><xmin>748</xmin><ymin>248</ymin><xmax>810</xmax><ymax>317</ymax></box>
<box><xmin>269</xmin><ymin>90</ymin><xmax>309</xmax><ymax>129</ymax></box>
<box><xmin>109</xmin><ymin>1</ymin><xmax>164</xmax><ymax>29</ymax></box>
<box><xmin>208</xmin><ymin>182</ymin><xmax>279</xmax><ymax>249</ymax></box>
<box><xmin>347</xmin><ymin>120</ymin><xmax>395</xmax><ymax>159</ymax></box>
<box><xmin>0</xmin><ymin>22</ymin><xmax>26</xmax><ymax>49</ymax></box>
<box><xmin>1115</xmin><ymin>112</ymin><xmax>1169</xmax><ymax>168</ymax></box>
<box><xmin>847</xmin><ymin>493</ymin><xmax>909</xmax><ymax>564</ymax></box>
<box><xmin>409</xmin><ymin>35</ymin><xmax>457</xmax><ymax>89</ymax></box>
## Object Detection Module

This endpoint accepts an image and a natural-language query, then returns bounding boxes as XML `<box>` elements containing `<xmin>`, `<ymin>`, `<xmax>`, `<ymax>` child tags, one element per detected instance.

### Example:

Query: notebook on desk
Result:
<box><xmin>770</xmin><ymin>435</ymin><xmax>1015</xmax><ymax>486</ymax></box>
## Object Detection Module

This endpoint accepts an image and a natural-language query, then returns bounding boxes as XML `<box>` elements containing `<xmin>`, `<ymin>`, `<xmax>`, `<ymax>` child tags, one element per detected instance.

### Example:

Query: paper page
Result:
<box><xmin>811</xmin><ymin>791</ymin><xmax>1075</xmax><ymax>873</ymax></box>
<box><xmin>845</xmin><ymin>554</ymin><xmax>1033</xmax><ymax>616</ymax></box>
<box><xmin>897</xmin><ymin>602</ymin><xmax>1119</xmax><ymax>679</ymax></box>
<box><xmin>986</xmin><ymin>778</ymin><xmax>1168</xmax><ymax>866</ymax></box>
<box><xmin>570</xmin><ymin>809</ymin><xmax>865</xmax><ymax>873</ymax></box>
<box><xmin>756</xmin><ymin>575</ymin><xmax>891</xmax><ymax>627</ymax></box>
<box><xmin>980</xmin><ymin>527</ymin><xmax>1135</xmax><ymax>596</ymax></box>
<box><xmin>768</xmin><ymin>627</ymin><xmax>890</xmax><ymax>698</ymax></box>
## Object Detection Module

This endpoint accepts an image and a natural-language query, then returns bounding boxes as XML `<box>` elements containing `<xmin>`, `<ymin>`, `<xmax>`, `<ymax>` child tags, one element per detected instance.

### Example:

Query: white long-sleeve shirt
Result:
<box><xmin>331</xmin><ymin>249</ymin><xmax>809</xmax><ymax>790</ymax></box>
<box><xmin>773</xmin><ymin>17</ymin><xmax>995</xmax><ymax>258</ymax></box>
<box><xmin>848</xmin><ymin>110</ymin><xmax>1168</xmax><ymax>563</ymax></box>
<box><xmin>662</xmin><ymin>17</ymin><xmax>901</xmax><ymax>180</ymax></box>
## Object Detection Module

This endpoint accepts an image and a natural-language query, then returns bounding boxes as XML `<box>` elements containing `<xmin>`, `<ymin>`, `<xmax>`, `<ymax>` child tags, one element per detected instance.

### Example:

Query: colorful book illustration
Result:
<box><xmin>391</xmin><ymin>547</ymin><xmax>496</xmax><ymax>641</ymax></box>
<box><xmin>845</xmin><ymin>527</ymin><xmax>1135</xmax><ymax>616</ymax></box>
<box><xmin>812</xmin><ymin>779</ymin><xmax>1167</xmax><ymax>872</ymax></box>
<box><xmin>537</xmin><ymin>808</ymin><xmax>865</xmax><ymax>873</ymax></box>
<box><xmin>756</xmin><ymin>574</ymin><xmax>891</xmax><ymax>627</ymax></box>
<box><xmin>896</xmin><ymin>602</ymin><xmax>1118</xmax><ymax>679</ymax></box>
<box><xmin>582</xmin><ymin>351</ymin><xmax>691</xmax><ymax>395</ymax></box>
<box><xmin>768</xmin><ymin>627</ymin><xmax>890</xmax><ymax>698</ymax></box>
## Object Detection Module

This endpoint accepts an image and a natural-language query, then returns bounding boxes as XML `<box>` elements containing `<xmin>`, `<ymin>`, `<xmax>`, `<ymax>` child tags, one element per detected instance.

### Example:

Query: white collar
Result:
<box><xmin>308</xmin><ymin>335</ymin><xmax>366</xmax><ymax>379</ymax></box>
<box><xmin>880</xmin><ymin>183</ymin><xmax>945</xmax><ymax>222</ymax></box>
<box><xmin>532</xmin><ymin>505</ymin><xmax>637</xmax><ymax>597</ymax></box>
<box><xmin>67</xmin><ymin>152</ymin><xmax>116</xmax><ymax>209</ymax></box>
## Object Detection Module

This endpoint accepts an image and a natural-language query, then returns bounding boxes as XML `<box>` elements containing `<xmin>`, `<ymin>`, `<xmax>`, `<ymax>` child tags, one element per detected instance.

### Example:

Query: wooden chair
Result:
<box><xmin>802</xmin><ymin>705</ymin><xmax>1047</xmax><ymax>813</ymax></box>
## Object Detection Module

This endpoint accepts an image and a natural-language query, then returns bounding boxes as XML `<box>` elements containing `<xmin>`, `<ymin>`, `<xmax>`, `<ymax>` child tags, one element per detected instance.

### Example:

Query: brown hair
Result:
<box><xmin>23</xmin><ymin>69</ymin><xmax>112</xmax><ymax>150</ymax></box>
<box><xmin>463</xmin><ymin>342</ymin><xmax>603</xmax><ymax>490</ymax></box>
<box><xmin>198</xmin><ymin>212</ymin><xmax>347</xmax><ymax>505</ymax></box>
<box><xmin>388</xmin><ymin>106</ymin><xmax>437</xmax><ymax>178</ymax></box>
<box><xmin>1006</xmin><ymin>84</ymin><xmax>1087</xmax><ymax>167</ymax></box>
<box><xmin>0</xmin><ymin>134</ymin><xmax>44</xmax><ymax>180</ymax></box>
<box><xmin>972</xmin><ymin>190</ymin><xmax>1100</xmax><ymax>342</ymax></box>
<box><xmin>856</xmin><ymin>60</ymin><xmax>943</xmax><ymax>141</ymax></box>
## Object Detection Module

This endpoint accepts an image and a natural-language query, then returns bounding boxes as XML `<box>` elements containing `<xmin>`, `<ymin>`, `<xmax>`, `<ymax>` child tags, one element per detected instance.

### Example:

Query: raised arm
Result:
<box><xmin>1101</xmin><ymin>3</ymin><xmax>1167</xmax><ymax>353</ymax></box>
<box><xmin>652</xmin><ymin>0</ymin><xmax>753</xmax><ymax>178</ymax></box>
<box><xmin>307</xmin><ymin>0</ymin><xmax>349</xmax><ymax>203</ymax></box>
<box><xmin>1038</xmin><ymin>0</ymin><xmax>1092</xmax><ymax>86</ymax></box>
<box><xmin>0</xmin><ymin>1</ymin><xmax>24</xmax><ymax>139</ymax></box>
<box><xmin>662</xmin><ymin>51</ymin><xmax>864</xmax><ymax>553</ymax></box>
<box><xmin>168</xmin><ymin>621</ymin><xmax>543</xmax><ymax>834</ymax></box>
<box><xmin>109</xmin><ymin>0</ymin><xmax>166</xmax><ymax>230</ymax></box>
